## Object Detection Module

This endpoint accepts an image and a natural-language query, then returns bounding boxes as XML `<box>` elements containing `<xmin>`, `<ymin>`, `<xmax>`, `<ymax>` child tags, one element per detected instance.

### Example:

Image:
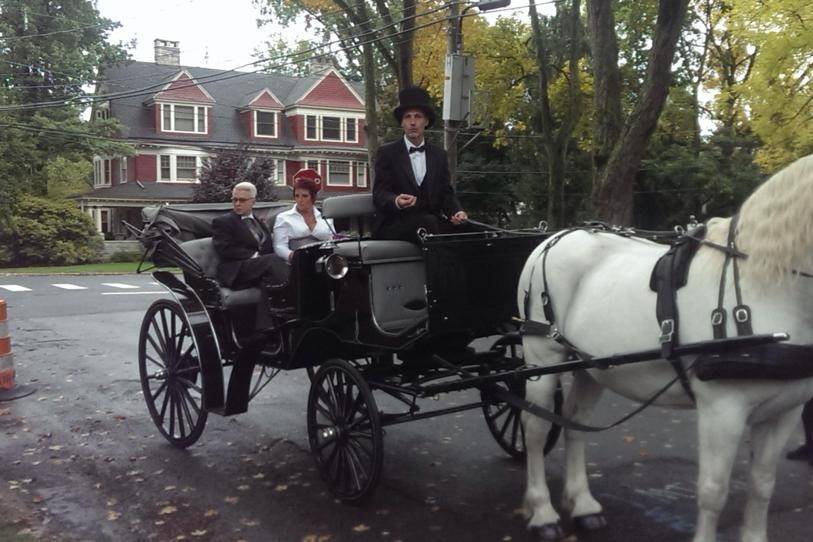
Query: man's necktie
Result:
<box><xmin>246</xmin><ymin>217</ymin><xmax>264</xmax><ymax>245</ymax></box>
<box><xmin>409</xmin><ymin>145</ymin><xmax>425</xmax><ymax>154</ymax></box>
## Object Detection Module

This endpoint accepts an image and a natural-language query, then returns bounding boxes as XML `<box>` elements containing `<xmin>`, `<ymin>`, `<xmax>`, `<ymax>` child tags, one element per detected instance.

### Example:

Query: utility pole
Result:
<box><xmin>444</xmin><ymin>1</ymin><xmax>462</xmax><ymax>185</ymax></box>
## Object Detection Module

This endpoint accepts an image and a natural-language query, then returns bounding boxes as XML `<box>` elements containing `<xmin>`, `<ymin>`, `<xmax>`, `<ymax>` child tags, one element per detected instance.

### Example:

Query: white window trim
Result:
<box><xmin>253</xmin><ymin>110</ymin><xmax>278</xmax><ymax>139</ymax></box>
<box><xmin>159</xmin><ymin>103</ymin><xmax>209</xmax><ymax>134</ymax></box>
<box><xmin>156</xmin><ymin>152</ymin><xmax>207</xmax><ymax>182</ymax></box>
<box><xmin>326</xmin><ymin>160</ymin><xmax>352</xmax><ymax>187</ymax></box>
<box><xmin>301</xmin><ymin>113</ymin><xmax>362</xmax><ymax>143</ymax></box>
<box><xmin>119</xmin><ymin>157</ymin><xmax>128</xmax><ymax>183</ymax></box>
<box><xmin>274</xmin><ymin>158</ymin><xmax>286</xmax><ymax>186</ymax></box>
<box><xmin>345</xmin><ymin>118</ymin><xmax>358</xmax><ymax>143</ymax></box>
<box><xmin>94</xmin><ymin>157</ymin><xmax>112</xmax><ymax>187</ymax></box>
<box><xmin>355</xmin><ymin>161</ymin><xmax>367</xmax><ymax>187</ymax></box>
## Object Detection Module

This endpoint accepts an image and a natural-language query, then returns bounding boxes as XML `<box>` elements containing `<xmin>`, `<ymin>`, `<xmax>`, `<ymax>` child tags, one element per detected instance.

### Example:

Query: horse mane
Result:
<box><xmin>728</xmin><ymin>154</ymin><xmax>813</xmax><ymax>284</ymax></box>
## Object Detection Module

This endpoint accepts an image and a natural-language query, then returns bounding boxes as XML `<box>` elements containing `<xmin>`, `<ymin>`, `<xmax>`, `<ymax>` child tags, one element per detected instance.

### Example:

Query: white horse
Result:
<box><xmin>518</xmin><ymin>154</ymin><xmax>813</xmax><ymax>542</ymax></box>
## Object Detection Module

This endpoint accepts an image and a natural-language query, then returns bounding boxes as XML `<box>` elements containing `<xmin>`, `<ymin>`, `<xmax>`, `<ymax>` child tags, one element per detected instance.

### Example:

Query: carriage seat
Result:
<box><xmin>178</xmin><ymin>237</ymin><xmax>262</xmax><ymax>308</ymax></box>
<box><xmin>322</xmin><ymin>194</ymin><xmax>427</xmax><ymax>331</ymax></box>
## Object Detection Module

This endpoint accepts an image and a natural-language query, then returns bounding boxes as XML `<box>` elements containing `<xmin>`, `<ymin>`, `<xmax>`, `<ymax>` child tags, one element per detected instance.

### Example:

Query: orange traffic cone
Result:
<box><xmin>0</xmin><ymin>299</ymin><xmax>35</xmax><ymax>401</ymax></box>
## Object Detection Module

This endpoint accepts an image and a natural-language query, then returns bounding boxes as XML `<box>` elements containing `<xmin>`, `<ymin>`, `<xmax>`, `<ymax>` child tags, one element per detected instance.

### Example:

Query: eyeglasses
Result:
<box><xmin>231</xmin><ymin>197</ymin><xmax>252</xmax><ymax>203</ymax></box>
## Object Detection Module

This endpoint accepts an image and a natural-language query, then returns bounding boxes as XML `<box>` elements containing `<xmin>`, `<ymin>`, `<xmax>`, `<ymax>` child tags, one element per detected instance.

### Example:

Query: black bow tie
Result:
<box><xmin>409</xmin><ymin>145</ymin><xmax>425</xmax><ymax>154</ymax></box>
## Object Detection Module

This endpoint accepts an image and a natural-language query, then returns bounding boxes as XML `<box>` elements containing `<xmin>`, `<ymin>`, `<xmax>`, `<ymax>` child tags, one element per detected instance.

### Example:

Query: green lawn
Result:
<box><xmin>0</xmin><ymin>262</ymin><xmax>149</xmax><ymax>274</ymax></box>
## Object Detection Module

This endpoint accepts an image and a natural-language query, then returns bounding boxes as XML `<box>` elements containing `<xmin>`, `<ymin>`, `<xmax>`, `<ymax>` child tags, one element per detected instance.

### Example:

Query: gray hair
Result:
<box><xmin>232</xmin><ymin>181</ymin><xmax>257</xmax><ymax>198</ymax></box>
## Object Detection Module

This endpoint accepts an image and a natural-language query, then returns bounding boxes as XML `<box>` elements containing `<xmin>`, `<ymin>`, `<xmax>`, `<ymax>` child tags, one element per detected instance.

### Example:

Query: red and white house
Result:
<box><xmin>79</xmin><ymin>40</ymin><xmax>369</xmax><ymax>239</ymax></box>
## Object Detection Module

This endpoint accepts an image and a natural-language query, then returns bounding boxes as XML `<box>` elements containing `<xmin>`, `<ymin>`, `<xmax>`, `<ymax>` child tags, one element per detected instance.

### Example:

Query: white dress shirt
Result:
<box><xmin>273</xmin><ymin>205</ymin><xmax>334</xmax><ymax>261</ymax></box>
<box><xmin>404</xmin><ymin>135</ymin><xmax>426</xmax><ymax>185</ymax></box>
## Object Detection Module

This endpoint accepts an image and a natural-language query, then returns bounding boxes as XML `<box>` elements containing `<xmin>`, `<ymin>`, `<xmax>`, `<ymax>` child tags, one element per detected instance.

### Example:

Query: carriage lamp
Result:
<box><xmin>317</xmin><ymin>253</ymin><xmax>349</xmax><ymax>280</ymax></box>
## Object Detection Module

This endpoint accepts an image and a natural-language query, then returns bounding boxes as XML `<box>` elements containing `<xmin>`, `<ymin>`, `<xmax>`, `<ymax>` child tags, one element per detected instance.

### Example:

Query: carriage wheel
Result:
<box><xmin>482</xmin><ymin>380</ymin><xmax>527</xmax><ymax>460</ymax></box>
<box><xmin>138</xmin><ymin>299</ymin><xmax>207</xmax><ymax>448</ymax></box>
<box><xmin>307</xmin><ymin>359</ymin><xmax>383</xmax><ymax>504</ymax></box>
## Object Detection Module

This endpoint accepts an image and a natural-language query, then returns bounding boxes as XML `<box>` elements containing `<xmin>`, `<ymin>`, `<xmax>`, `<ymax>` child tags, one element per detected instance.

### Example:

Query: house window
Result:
<box><xmin>345</xmin><ymin>118</ymin><xmax>357</xmax><ymax>142</ymax></box>
<box><xmin>160</xmin><ymin>103</ymin><xmax>208</xmax><ymax>133</ymax></box>
<box><xmin>305</xmin><ymin>115</ymin><xmax>318</xmax><ymax>140</ymax></box>
<box><xmin>306</xmin><ymin>160</ymin><xmax>320</xmax><ymax>175</ymax></box>
<box><xmin>255</xmin><ymin>111</ymin><xmax>276</xmax><ymax>137</ymax></box>
<box><xmin>93</xmin><ymin>157</ymin><xmax>113</xmax><ymax>187</ymax></box>
<box><xmin>120</xmin><ymin>158</ymin><xmax>128</xmax><ymax>183</ymax></box>
<box><xmin>356</xmin><ymin>161</ymin><xmax>367</xmax><ymax>187</ymax></box>
<box><xmin>274</xmin><ymin>159</ymin><xmax>286</xmax><ymax>186</ymax></box>
<box><xmin>322</xmin><ymin>116</ymin><xmax>341</xmax><ymax>141</ymax></box>
<box><xmin>176</xmin><ymin>156</ymin><xmax>198</xmax><ymax>180</ymax></box>
<box><xmin>95</xmin><ymin>108</ymin><xmax>110</xmax><ymax>121</ymax></box>
<box><xmin>160</xmin><ymin>156</ymin><xmax>171</xmax><ymax>179</ymax></box>
<box><xmin>327</xmin><ymin>160</ymin><xmax>351</xmax><ymax>186</ymax></box>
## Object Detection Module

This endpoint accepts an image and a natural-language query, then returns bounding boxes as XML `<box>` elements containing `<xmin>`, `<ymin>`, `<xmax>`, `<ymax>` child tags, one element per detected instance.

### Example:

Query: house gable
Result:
<box><xmin>296</xmin><ymin>70</ymin><xmax>364</xmax><ymax>110</ymax></box>
<box><xmin>248</xmin><ymin>88</ymin><xmax>283</xmax><ymax>109</ymax></box>
<box><xmin>152</xmin><ymin>70</ymin><xmax>215</xmax><ymax>104</ymax></box>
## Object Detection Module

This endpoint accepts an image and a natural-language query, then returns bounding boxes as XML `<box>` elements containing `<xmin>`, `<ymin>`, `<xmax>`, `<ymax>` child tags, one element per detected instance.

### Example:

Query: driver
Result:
<box><xmin>372</xmin><ymin>86</ymin><xmax>470</xmax><ymax>243</ymax></box>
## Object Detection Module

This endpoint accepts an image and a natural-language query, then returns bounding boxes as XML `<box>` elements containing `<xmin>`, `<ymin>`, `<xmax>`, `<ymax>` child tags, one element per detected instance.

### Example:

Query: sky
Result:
<box><xmin>96</xmin><ymin>0</ymin><xmax>280</xmax><ymax>70</ymax></box>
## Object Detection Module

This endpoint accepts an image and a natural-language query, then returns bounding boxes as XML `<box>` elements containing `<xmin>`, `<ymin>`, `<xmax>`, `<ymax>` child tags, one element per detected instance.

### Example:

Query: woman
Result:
<box><xmin>273</xmin><ymin>168</ymin><xmax>334</xmax><ymax>263</ymax></box>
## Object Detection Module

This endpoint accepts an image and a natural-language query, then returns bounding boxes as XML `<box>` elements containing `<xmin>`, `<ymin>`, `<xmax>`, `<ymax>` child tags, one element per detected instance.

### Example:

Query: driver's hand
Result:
<box><xmin>395</xmin><ymin>194</ymin><xmax>417</xmax><ymax>209</ymax></box>
<box><xmin>450</xmin><ymin>210</ymin><xmax>468</xmax><ymax>225</ymax></box>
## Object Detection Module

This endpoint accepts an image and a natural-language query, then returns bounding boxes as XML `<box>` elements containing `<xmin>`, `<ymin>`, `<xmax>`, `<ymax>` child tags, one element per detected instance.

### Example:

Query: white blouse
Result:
<box><xmin>273</xmin><ymin>205</ymin><xmax>334</xmax><ymax>261</ymax></box>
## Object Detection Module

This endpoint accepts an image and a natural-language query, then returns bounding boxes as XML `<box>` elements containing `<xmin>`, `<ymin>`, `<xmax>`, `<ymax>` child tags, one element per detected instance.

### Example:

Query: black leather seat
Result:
<box><xmin>179</xmin><ymin>237</ymin><xmax>262</xmax><ymax>307</ymax></box>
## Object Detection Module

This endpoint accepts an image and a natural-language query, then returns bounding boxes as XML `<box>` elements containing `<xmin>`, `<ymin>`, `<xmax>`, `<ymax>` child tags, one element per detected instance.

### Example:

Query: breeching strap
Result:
<box><xmin>712</xmin><ymin>214</ymin><xmax>753</xmax><ymax>339</ymax></box>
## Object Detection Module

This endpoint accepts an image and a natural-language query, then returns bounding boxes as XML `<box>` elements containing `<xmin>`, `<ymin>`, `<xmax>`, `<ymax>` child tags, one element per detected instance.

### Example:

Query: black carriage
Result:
<box><xmin>130</xmin><ymin>194</ymin><xmax>550</xmax><ymax>502</ymax></box>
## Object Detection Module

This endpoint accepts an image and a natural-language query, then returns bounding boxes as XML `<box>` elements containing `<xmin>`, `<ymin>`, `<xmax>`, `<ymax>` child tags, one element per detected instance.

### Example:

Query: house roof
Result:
<box><xmin>100</xmin><ymin>61</ymin><xmax>365</xmax><ymax>149</ymax></box>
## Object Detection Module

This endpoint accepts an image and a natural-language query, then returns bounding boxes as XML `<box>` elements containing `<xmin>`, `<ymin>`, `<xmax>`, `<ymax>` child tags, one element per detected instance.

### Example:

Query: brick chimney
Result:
<box><xmin>154</xmin><ymin>39</ymin><xmax>180</xmax><ymax>66</ymax></box>
<box><xmin>309</xmin><ymin>55</ymin><xmax>335</xmax><ymax>75</ymax></box>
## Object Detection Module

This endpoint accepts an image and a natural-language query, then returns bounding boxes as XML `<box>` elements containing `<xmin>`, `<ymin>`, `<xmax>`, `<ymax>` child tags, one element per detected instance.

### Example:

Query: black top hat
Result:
<box><xmin>393</xmin><ymin>86</ymin><xmax>436</xmax><ymax>128</ymax></box>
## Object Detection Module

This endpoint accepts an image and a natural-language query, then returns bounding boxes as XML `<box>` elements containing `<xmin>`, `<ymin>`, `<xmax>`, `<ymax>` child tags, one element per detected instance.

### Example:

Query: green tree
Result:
<box><xmin>192</xmin><ymin>149</ymin><xmax>279</xmax><ymax>203</ymax></box>
<box><xmin>43</xmin><ymin>155</ymin><xmax>93</xmax><ymax>199</ymax></box>
<box><xmin>0</xmin><ymin>0</ymin><xmax>130</xmax><ymax>212</ymax></box>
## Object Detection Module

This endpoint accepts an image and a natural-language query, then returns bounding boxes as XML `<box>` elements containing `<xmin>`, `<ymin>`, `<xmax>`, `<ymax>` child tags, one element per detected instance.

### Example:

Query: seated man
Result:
<box><xmin>212</xmin><ymin>181</ymin><xmax>277</xmax><ymax>334</ymax></box>
<box><xmin>372</xmin><ymin>86</ymin><xmax>470</xmax><ymax>244</ymax></box>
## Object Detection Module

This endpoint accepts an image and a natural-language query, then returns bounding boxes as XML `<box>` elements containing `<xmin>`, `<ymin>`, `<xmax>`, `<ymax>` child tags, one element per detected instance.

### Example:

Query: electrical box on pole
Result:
<box><xmin>443</xmin><ymin>54</ymin><xmax>473</xmax><ymax>122</ymax></box>
<box><xmin>476</xmin><ymin>0</ymin><xmax>511</xmax><ymax>10</ymax></box>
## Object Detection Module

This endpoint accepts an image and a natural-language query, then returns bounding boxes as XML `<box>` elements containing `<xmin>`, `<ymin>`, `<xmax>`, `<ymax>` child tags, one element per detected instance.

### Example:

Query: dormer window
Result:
<box><xmin>254</xmin><ymin>110</ymin><xmax>277</xmax><ymax>138</ymax></box>
<box><xmin>160</xmin><ymin>103</ymin><xmax>208</xmax><ymax>133</ymax></box>
<box><xmin>303</xmin><ymin>113</ymin><xmax>361</xmax><ymax>142</ymax></box>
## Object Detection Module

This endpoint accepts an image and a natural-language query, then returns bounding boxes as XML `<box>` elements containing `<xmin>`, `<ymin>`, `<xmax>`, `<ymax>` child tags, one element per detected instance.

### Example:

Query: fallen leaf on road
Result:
<box><xmin>191</xmin><ymin>530</ymin><xmax>207</xmax><ymax>537</ymax></box>
<box><xmin>237</xmin><ymin>484</ymin><xmax>250</xmax><ymax>491</ymax></box>
<box><xmin>159</xmin><ymin>505</ymin><xmax>177</xmax><ymax>515</ymax></box>
<box><xmin>107</xmin><ymin>510</ymin><xmax>121</xmax><ymax>521</ymax></box>
<box><xmin>274</xmin><ymin>484</ymin><xmax>288</xmax><ymax>492</ymax></box>
<box><xmin>352</xmin><ymin>524</ymin><xmax>370</xmax><ymax>533</ymax></box>
<box><xmin>623</xmin><ymin>436</ymin><xmax>635</xmax><ymax>443</ymax></box>
<box><xmin>47</xmin><ymin>445</ymin><xmax>62</xmax><ymax>451</ymax></box>
<box><xmin>224</xmin><ymin>496</ymin><xmax>239</xmax><ymax>504</ymax></box>
<box><xmin>240</xmin><ymin>518</ymin><xmax>259</xmax><ymax>527</ymax></box>
<box><xmin>204</xmin><ymin>509</ymin><xmax>218</xmax><ymax>518</ymax></box>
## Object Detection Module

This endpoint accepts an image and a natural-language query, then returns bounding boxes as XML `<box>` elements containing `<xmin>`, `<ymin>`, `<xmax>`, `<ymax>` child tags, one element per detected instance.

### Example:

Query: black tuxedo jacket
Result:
<box><xmin>211</xmin><ymin>211</ymin><xmax>273</xmax><ymax>287</ymax></box>
<box><xmin>372</xmin><ymin>138</ymin><xmax>462</xmax><ymax>234</ymax></box>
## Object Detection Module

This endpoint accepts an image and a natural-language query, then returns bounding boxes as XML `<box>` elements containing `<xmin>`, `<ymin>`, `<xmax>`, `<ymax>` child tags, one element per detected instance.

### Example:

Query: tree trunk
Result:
<box><xmin>397</xmin><ymin>0</ymin><xmax>416</xmax><ymax>88</ymax></box>
<box><xmin>590</xmin><ymin>0</ymin><xmax>689</xmax><ymax>225</ymax></box>
<box><xmin>355</xmin><ymin>0</ymin><xmax>379</xmax><ymax>170</ymax></box>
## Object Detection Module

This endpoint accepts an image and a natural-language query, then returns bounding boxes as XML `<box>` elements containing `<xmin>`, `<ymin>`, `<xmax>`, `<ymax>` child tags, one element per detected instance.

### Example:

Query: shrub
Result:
<box><xmin>0</xmin><ymin>195</ymin><xmax>103</xmax><ymax>266</ymax></box>
<box><xmin>108</xmin><ymin>250</ymin><xmax>143</xmax><ymax>263</ymax></box>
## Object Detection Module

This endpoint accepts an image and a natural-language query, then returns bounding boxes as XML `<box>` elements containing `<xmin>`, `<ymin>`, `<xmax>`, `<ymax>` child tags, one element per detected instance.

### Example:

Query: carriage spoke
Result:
<box><xmin>347</xmin><ymin>435</ymin><xmax>374</xmax><ymax>460</ymax></box>
<box><xmin>145</xmin><ymin>353</ymin><xmax>166</xmax><ymax>371</ymax></box>
<box><xmin>177</xmin><ymin>376</ymin><xmax>203</xmax><ymax>394</ymax></box>
<box><xmin>159</xmin><ymin>309</ymin><xmax>172</xmax><ymax>360</ymax></box>
<box><xmin>174</xmin><ymin>325</ymin><xmax>188</xmax><ymax>361</ymax></box>
<box><xmin>179</xmin><ymin>385</ymin><xmax>201</xmax><ymax>420</ymax></box>
<box><xmin>342</xmin><ymin>445</ymin><xmax>365</xmax><ymax>491</ymax></box>
<box><xmin>157</xmin><ymin>381</ymin><xmax>171</xmax><ymax>423</ymax></box>
<box><xmin>497</xmin><ymin>408</ymin><xmax>514</xmax><ymax>441</ymax></box>
<box><xmin>151</xmin><ymin>380</ymin><xmax>168</xmax><ymax>403</ymax></box>
<box><xmin>487</xmin><ymin>402</ymin><xmax>511</xmax><ymax>422</ymax></box>
<box><xmin>147</xmin><ymin>331</ymin><xmax>167</xmax><ymax>360</ymax></box>
<box><xmin>176</xmin><ymin>387</ymin><xmax>195</xmax><ymax>436</ymax></box>
<box><xmin>510</xmin><ymin>411</ymin><xmax>521</xmax><ymax>449</ymax></box>
<box><xmin>167</xmin><ymin>386</ymin><xmax>176</xmax><ymax>437</ymax></box>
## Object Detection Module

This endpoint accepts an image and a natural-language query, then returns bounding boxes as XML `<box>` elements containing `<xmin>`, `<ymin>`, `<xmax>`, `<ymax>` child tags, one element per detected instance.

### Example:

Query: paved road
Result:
<box><xmin>0</xmin><ymin>275</ymin><xmax>811</xmax><ymax>541</ymax></box>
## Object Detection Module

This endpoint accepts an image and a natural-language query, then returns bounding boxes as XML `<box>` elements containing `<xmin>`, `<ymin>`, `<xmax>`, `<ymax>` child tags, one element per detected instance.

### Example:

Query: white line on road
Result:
<box><xmin>101</xmin><ymin>283</ymin><xmax>140</xmax><ymax>289</ymax></box>
<box><xmin>101</xmin><ymin>291</ymin><xmax>166</xmax><ymax>296</ymax></box>
<box><xmin>51</xmin><ymin>283</ymin><xmax>88</xmax><ymax>290</ymax></box>
<box><xmin>0</xmin><ymin>285</ymin><xmax>31</xmax><ymax>292</ymax></box>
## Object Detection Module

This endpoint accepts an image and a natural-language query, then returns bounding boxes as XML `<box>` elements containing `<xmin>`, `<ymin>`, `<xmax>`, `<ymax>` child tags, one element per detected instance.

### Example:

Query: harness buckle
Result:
<box><xmin>659</xmin><ymin>319</ymin><xmax>675</xmax><ymax>344</ymax></box>
<box><xmin>734</xmin><ymin>307</ymin><xmax>750</xmax><ymax>323</ymax></box>
<box><xmin>541</xmin><ymin>293</ymin><xmax>549</xmax><ymax>306</ymax></box>
<box><xmin>711</xmin><ymin>310</ymin><xmax>724</xmax><ymax>326</ymax></box>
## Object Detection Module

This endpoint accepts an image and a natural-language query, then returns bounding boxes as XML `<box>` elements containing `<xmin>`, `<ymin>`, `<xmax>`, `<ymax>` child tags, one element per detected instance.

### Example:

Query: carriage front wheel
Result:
<box><xmin>138</xmin><ymin>299</ymin><xmax>207</xmax><ymax>448</ymax></box>
<box><xmin>307</xmin><ymin>359</ymin><xmax>383</xmax><ymax>504</ymax></box>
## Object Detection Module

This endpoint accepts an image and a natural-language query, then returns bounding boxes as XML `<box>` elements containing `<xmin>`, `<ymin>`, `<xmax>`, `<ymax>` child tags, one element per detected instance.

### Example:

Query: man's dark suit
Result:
<box><xmin>211</xmin><ymin>211</ymin><xmax>278</xmax><ymax>331</ymax></box>
<box><xmin>372</xmin><ymin>139</ymin><xmax>462</xmax><ymax>241</ymax></box>
<box><xmin>211</xmin><ymin>211</ymin><xmax>274</xmax><ymax>288</ymax></box>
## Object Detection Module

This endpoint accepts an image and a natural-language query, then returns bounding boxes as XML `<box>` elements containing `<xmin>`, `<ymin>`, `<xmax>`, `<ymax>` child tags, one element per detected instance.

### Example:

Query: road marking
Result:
<box><xmin>51</xmin><ymin>283</ymin><xmax>87</xmax><ymax>290</ymax></box>
<box><xmin>101</xmin><ymin>291</ymin><xmax>166</xmax><ymax>296</ymax></box>
<box><xmin>101</xmin><ymin>282</ymin><xmax>140</xmax><ymax>289</ymax></box>
<box><xmin>0</xmin><ymin>285</ymin><xmax>31</xmax><ymax>292</ymax></box>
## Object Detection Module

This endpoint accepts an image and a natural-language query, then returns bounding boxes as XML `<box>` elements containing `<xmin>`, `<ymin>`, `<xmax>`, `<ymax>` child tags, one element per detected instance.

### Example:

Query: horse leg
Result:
<box><xmin>692</xmin><ymin>401</ymin><xmax>748</xmax><ymax>542</ymax></box>
<box><xmin>523</xmin><ymin>373</ymin><xmax>567</xmax><ymax>540</ymax></box>
<box><xmin>740</xmin><ymin>406</ymin><xmax>803</xmax><ymax>542</ymax></box>
<box><xmin>561</xmin><ymin>370</ymin><xmax>607</xmax><ymax>531</ymax></box>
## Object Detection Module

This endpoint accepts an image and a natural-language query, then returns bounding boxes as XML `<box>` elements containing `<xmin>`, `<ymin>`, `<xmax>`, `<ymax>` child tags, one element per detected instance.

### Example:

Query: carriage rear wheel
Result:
<box><xmin>138</xmin><ymin>299</ymin><xmax>207</xmax><ymax>448</ymax></box>
<box><xmin>307</xmin><ymin>359</ymin><xmax>383</xmax><ymax>504</ymax></box>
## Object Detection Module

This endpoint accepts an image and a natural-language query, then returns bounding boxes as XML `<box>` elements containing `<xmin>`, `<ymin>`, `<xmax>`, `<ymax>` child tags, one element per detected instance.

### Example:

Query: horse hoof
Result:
<box><xmin>529</xmin><ymin>522</ymin><xmax>567</xmax><ymax>541</ymax></box>
<box><xmin>573</xmin><ymin>513</ymin><xmax>607</xmax><ymax>531</ymax></box>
